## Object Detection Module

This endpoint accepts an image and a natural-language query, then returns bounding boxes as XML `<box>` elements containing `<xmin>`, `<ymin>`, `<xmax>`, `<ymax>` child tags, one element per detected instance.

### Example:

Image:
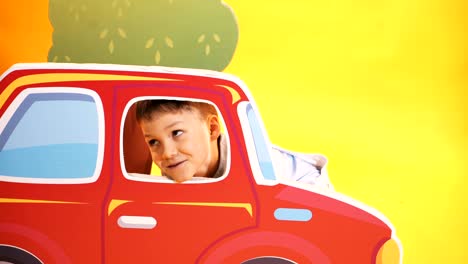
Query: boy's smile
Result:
<box><xmin>167</xmin><ymin>160</ymin><xmax>187</xmax><ymax>169</ymax></box>
<box><xmin>163</xmin><ymin>159</ymin><xmax>189</xmax><ymax>174</ymax></box>
<box><xmin>139</xmin><ymin>108</ymin><xmax>219</xmax><ymax>182</ymax></box>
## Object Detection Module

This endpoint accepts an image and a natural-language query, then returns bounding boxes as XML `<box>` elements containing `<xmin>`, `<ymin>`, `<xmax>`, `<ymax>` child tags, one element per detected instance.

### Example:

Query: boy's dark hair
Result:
<box><xmin>135</xmin><ymin>99</ymin><xmax>218</xmax><ymax>122</ymax></box>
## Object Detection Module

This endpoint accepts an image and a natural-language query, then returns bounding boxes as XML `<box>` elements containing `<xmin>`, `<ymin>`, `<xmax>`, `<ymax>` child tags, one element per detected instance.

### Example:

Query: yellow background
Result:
<box><xmin>1</xmin><ymin>1</ymin><xmax>467</xmax><ymax>263</ymax></box>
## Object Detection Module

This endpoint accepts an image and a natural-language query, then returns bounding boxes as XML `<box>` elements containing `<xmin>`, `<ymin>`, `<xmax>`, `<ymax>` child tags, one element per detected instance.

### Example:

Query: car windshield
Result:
<box><xmin>0</xmin><ymin>92</ymin><xmax>99</xmax><ymax>179</ymax></box>
<box><xmin>244</xmin><ymin>103</ymin><xmax>276</xmax><ymax>181</ymax></box>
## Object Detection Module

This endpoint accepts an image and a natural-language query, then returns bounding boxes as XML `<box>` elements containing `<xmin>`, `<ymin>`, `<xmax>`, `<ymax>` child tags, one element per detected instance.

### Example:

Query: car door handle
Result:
<box><xmin>117</xmin><ymin>215</ymin><xmax>157</xmax><ymax>229</ymax></box>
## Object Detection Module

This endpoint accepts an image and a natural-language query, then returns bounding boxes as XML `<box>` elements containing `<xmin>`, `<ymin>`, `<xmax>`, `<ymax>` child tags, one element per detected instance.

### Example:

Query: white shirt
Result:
<box><xmin>271</xmin><ymin>145</ymin><xmax>333</xmax><ymax>189</ymax></box>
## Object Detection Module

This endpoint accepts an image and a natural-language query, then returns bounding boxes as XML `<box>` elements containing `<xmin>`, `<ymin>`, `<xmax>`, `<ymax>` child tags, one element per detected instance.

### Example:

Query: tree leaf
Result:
<box><xmin>99</xmin><ymin>29</ymin><xmax>109</xmax><ymax>39</ymax></box>
<box><xmin>118</xmin><ymin>28</ymin><xmax>127</xmax><ymax>39</ymax></box>
<box><xmin>165</xmin><ymin>37</ymin><xmax>174</xmax><ymax>48</ymax></box>
<box><xmin>213</xmin><ymin>33</ymin><xmax>221</xmax><ymax>43</ymax></box>
<box><xmin>155</xmin><ymin>50</ymin><xmax>161</xmax><ymax>64</ymax></box>
<box><xmin>145</xmin><ymin>38</ymin><xmax>155</xmax><ymax>49</ymax></box>
<box><xmin>109</xmin><ymin>40</ymin><xmax>114</xmax><ymax>54</ymax></box>
<box><xmin>197</xmin><ymin>34</ymin><xmax>205</xmax><ymax>43</ymax></box>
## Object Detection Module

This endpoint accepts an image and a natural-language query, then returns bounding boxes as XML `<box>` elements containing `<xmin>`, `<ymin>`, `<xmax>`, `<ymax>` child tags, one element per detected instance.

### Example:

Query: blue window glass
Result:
<box><xmin>246</xmin><ymin>104</ymin><xmax>276</xmax><ymax>180</ymax></box>
<box><xmin>0</xmin><ymin>93</ymin><xmax>99</xmax><ymax>179</ymax></box>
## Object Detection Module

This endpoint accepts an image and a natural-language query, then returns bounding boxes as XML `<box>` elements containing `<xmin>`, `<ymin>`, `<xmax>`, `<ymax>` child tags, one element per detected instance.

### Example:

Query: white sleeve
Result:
<box><xmin>271</xmin><ymin>146</ymin><xmax>333</xmax><ymax>189</ymax></box>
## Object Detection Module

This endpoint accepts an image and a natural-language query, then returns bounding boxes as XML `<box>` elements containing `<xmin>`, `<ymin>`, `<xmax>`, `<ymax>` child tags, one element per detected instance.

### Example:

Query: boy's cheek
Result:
<box><xmin>150</xmin><ymin>152</ymin><xmax>160</xmax><ymax>162</ymax></box>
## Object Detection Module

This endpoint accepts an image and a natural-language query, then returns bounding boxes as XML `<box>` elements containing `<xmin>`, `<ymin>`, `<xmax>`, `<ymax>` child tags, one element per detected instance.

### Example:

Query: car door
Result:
<box><xmin>0</xmin><ymin>85</ymin><xmax>108</xmax><ymax>263</ymax></box>
<box><xmin>105</xmin><ymin>80</ymin><xmax>258</xmax><ymax>263</ymax></box>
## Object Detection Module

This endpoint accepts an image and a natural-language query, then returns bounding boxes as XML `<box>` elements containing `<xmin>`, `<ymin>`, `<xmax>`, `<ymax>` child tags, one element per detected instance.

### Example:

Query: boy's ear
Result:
<box><xmin>208</xmin><ymin>115</ymin><xmax>221</xmax><ymax>140</ymax></box>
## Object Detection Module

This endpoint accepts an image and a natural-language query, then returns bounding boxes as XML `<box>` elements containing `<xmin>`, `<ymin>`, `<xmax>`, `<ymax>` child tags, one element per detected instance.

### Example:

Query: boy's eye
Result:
<box><xmin>148</xmin><ymin>139</ymin><xmax>159</xmax><ymax>146</ymax></box>
<box><xmin>173</xmin><ymin>130</ymin><xmax>184</xmax><ymax>137</ymax></box>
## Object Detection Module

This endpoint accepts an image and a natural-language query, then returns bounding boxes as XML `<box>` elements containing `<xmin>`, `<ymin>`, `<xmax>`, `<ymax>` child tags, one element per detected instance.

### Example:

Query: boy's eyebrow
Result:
<box><xmin>164</xmin><ymin>120</ymin><xmax>183</xmax><ymax>129</ymax></box>
<box><xmin>143</xmin><ymin>120</ymin><xmax>184</xmax><ymax>137</ymax></box>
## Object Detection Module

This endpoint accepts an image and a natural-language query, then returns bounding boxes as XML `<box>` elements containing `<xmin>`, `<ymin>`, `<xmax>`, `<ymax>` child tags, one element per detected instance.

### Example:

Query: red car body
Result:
<box><xmin>0</xmin><ymin>63</ymin><xmax>401</xmax><ymax>264</ymax></box>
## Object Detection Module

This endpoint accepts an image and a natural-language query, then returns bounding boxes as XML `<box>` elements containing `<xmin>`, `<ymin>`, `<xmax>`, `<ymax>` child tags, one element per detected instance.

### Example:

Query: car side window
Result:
<box><xmin>122</xmin><ymin>97</ymin><xmax>230</xmax><ymax>183</ymax></box>
<box><xmin>245</xmin><ymin>103</ymin><xmax>276</xmax><ymax>181</ymax></box>
<box><xmin>0</xmin><ymin>92</ymin><xmax>100</xmax><ymax>181</ymax></box>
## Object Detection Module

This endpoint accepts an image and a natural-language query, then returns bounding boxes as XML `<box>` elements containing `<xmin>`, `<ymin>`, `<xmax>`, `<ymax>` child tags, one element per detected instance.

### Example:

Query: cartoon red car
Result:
<box><xmin>0</xmin><ymin>63</ymin><xmax>401</xmax><ymax>263</ymax></box>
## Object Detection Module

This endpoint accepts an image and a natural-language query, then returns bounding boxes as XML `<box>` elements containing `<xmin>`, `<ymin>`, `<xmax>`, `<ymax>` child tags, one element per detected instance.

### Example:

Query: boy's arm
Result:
<box><xmin>271</xmin><ymin>146</ymin><xmax>334</xmax><ymax>190</ymax></box>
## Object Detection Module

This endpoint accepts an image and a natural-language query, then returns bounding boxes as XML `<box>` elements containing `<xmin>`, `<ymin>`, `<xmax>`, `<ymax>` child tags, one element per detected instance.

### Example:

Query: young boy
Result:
<box><xmin>136</xmin><ymin>99</ymin><xmax>332</xmax><ymax>189</ymax></box>
<box><xmin>135</xmin><ymin>99</ymin><xmax>226</xmax><ymax>183</ymax></box>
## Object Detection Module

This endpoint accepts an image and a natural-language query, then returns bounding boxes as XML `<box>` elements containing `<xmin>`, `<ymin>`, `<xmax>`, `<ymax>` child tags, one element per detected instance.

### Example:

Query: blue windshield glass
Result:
<box><xmin>246</xmin><ymin>104</ymin><xmax>276</xmax><ymax>180</ymax></box>
<box><xmin>0</xmin><ymin>93</ymin><xmax>99</xmax><ymax>179</ymax></box>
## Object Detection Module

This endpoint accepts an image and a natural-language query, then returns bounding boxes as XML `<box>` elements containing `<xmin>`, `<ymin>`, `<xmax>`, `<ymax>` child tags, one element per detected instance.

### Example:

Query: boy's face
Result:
<box><xmin>139</xmin><ymin>108</ymin><xmax>219</xmax><ymax>182</ymax></box>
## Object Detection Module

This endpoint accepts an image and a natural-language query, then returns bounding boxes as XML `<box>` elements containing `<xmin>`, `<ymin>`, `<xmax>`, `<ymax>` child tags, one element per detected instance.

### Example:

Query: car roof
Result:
<box><xmin>0</xmin><ymin>63</ymin><xmax>258</xmax><ymax>110</ymax></box>
<box><xmin>1</xmin><ymin>62</ymin><xmax>245</xmax><ymax>87</ymax></box>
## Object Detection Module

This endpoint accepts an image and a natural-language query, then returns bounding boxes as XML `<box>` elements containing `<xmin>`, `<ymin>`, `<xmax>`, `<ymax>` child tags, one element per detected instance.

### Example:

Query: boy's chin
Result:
<box><xmin>171</xmin><ymin>174</ymin><xmax>193</xmax><ymax>183</ymax></box>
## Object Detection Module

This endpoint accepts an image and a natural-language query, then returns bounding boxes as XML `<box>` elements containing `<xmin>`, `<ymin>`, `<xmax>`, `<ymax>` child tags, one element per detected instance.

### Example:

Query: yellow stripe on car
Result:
<box><xmin>0</xmin><ymin>73</ymin><xmax>179</xmax><ymax>109</ymax></box>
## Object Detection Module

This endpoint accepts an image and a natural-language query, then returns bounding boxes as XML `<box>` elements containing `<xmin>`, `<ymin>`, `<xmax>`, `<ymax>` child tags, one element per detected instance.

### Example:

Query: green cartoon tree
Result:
<box><xmin>48</xmin><ymin>0</ymin><xmax>238</xmax><ymax>71</ymax></box>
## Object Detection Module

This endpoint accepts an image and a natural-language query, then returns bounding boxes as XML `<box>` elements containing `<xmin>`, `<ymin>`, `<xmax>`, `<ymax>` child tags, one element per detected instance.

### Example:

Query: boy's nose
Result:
<box><xmin>161</xmin><ymin>142</ymin><xmax>178</xmax><ymax>159</ymax></box>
